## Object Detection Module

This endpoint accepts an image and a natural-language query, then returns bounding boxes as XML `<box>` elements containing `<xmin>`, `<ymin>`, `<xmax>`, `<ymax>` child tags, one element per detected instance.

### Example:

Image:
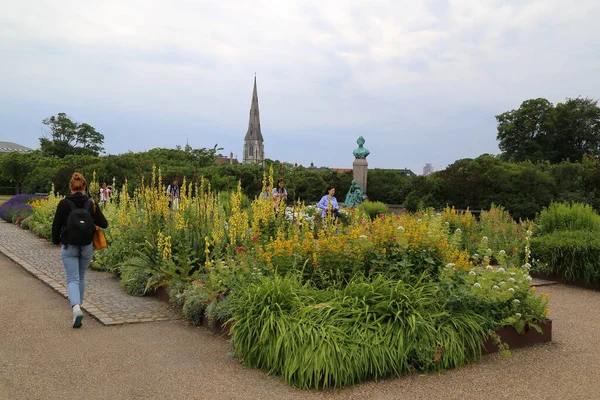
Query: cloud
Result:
<box><xmin>1</xmin><ymin>0</ymin><xmax>599</xmax><ymax>173</ymax></box>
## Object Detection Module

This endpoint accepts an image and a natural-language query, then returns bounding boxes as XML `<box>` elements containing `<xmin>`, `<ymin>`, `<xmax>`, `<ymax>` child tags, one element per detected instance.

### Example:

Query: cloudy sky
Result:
<box><xmin>1</xmin><ymin>0</ymin><xmax>599</xmax><ymax>174</ymax></box>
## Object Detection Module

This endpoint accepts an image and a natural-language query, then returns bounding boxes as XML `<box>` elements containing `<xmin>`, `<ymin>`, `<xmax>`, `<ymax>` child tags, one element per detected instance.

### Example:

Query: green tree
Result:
<box><xmin>552</xmin><ymin>98</ymin><xmax>600</xmax><ymax>163</ymax></box>
<box><xmin>40</xmin><ymin>113</ymin><xmax>105</xmax><ymax>157</ymax></box>
<box><xmin>496</xmin><ymin>98</ymin><xmax>556</xmax><ymax>162</ymax></box>
<box><xmin>0</xmin><ymin>151</ymin><xmax>39</xmax><ymax>194</ymax></box>
<box><xmin>496</xmin><ymin>97</ymin><xmax>600</xmax><ymax>163</ymax></box>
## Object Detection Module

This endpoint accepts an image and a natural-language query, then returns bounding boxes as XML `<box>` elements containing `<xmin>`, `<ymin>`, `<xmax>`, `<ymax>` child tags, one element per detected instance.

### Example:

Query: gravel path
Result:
<box><xmin>1</xmin><ymin>253</ymin><xmax>599</xmax><ymax>400</ymax></box>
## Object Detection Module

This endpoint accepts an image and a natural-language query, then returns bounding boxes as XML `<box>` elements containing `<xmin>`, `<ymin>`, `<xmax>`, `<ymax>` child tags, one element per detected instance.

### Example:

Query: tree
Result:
<box><xmin>496</xmin><ymin>98</ymin><xmax>556</xmax><ymax>162</ymax></box>
<box><xmin>496</xmin><ymin>97</ymin><xmax>600</xmax><ymax>163</ymax></box>
<box><xmin>552</xmin><ymin>98</ymin><xmax>600</xmax><ymax>163</ymax></box>
<box><xmin>40</xmin><ymin>113</ymin><xmax>105</xmax><ymax>157</ymax></box>
<box><xmin>0</xmin><ymin>151</ymin><xmax>38</xmax><ymax>194</ymax></box>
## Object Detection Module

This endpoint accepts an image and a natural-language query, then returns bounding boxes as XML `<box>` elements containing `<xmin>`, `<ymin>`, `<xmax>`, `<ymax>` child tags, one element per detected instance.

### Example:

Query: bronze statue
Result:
<box><xmin>352</xmin><ymin>136</ymin><xmax>370</xmax><ymax>159</ymax></box>
<box><xmin>344</xmin><ymin>180</ymin><xmax>366</xmax><ymax>208</ymax></box>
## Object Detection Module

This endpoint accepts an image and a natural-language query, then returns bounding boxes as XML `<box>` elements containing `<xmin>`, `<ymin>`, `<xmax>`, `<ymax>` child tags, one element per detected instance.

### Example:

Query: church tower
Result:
<box><xmin>243</xmin><ymin>76</ymin><xmax>265</xmax><ymax>165</ymax></box>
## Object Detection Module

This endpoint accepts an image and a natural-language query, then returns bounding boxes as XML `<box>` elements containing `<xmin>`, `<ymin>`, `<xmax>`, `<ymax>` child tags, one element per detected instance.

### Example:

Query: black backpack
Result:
<box><xmin>65</xmin><ymin>199</ymin><xmax>95</xmax><ymax>246</ymax></box>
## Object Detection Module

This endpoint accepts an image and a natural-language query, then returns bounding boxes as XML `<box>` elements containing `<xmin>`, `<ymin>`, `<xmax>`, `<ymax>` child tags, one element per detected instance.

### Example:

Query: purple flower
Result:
<box><xmin>0</xmin><ymin>194</ymin><xmax>46</xmax><ymax>222</ymax></box>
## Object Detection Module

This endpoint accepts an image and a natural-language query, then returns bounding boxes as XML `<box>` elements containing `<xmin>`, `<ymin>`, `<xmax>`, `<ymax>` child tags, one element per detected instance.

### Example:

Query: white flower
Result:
<box><xmin>523</xmin><ymin>263</ymin><xmax>531</xmax><ymax>269</ymax></box>
<box><xmin>515</xmin><ymin>313</ymin><xmax>522</xmax><ymax>318</ymax></box>
<box><xmin>359</xmin><ymin>235</ymin><xmax>368</xmax><ymax>239</ymax></box>
<box><xmin>499</xmin><ymin>250</ymin><xmax>506</xmax><ymax>255</ymax></box>
<box><xmin>497</xmin><ymin>267</ymin><xmax>505</xmax><ymax>273</ymax></box>
<box><xmin>482</xmin><ymin>236</ymin><xmax>488</xmax><ymax>241</ymax></box>
<box><xmin>445</xmin><ymin>221</ymin><xmax>450</xmax><ymax>225</ymax></box>
<box><xmin>510</xmin><ymin>272</ymin><xmax>516</xmax><ymax>276</ymax></box>
<box><xmin>508</xmin><ymin>278</ymin><xmax>515</xmax><ymax>283</ymax></box>
<box><xmin>446</xmin><ymin>263</ymin><xmax>456</xmax><ymax>268</ymax></box>
<box><xmin>474</xmin><ymin>253</ymin><xmax>480</xmax><ymax>259</ymax></box>
<box><xmin>499</xmin><ymin>281</ymin><xmax>506</xmax><ymax>286</ymax></box>
<box><xmin>436</xmin><ymin>213</ymin><xmax>441</xmax><ymax>216</ymax></box>
<box><xmin>527</xmin><ymin>276</ymin><xmax>533</xmax><ymax>281</ymax></box>
<box><xmin>455</xmin><ymin>228</ymin><xmax>462</xmax><ymax>234</ymax></box>
<box><xmin>473</xmin><ymin>283</ymin><xmax>482</xmax><ymax>288</ymax></box>
<box><xmin>508</xmin><ymin>288</ymin><xmax>515</xmax><ymax>292</ymax></box>
<box><xmin>417</xmin><ymin>219</ymin><xmax>422</xmax><ymax>223</ymax></box>
<box><xmin>396</xmin><ymin>226</ymin><xmax>405</xmax><ymax>232</ymax></box>
<box><xmin>486</xmin><ymin>265</ymin><xmax>493</xmax><ymax>270</ymax></box>
<box><xmin>492</xmin><ymin>285</ymin><xmax>499</xmax><ymax>290</ymax></box>
<box><xmin>513</xmin><ymin>299</ymin><xmax>520</xmax><ymax>304</ymax></box>
<box><xmin>469</xmin><ymin>271</ymin><xmax>477</xmax><ymax>276</ymax></box>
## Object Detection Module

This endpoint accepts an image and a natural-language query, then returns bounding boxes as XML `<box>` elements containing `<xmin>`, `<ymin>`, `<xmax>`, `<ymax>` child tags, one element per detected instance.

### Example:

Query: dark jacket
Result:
<box><xmin>52</xmin><ymin>192</ymin><xmax>109</xmax><ymax>245</ymax></box>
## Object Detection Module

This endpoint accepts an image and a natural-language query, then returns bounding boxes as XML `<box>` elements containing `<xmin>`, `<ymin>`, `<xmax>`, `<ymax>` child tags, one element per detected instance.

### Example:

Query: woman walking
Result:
<box><xmin>52</xmin><ymin>173</ymin><xmax>108</xmax><ymax>328</ymax></box>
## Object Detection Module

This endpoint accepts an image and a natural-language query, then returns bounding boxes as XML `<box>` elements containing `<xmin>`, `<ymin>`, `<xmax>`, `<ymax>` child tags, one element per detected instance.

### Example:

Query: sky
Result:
<box><xmin>1</xmin><ymin>0</ymin><xmax>599</xmax><ymax>174</ymax></box>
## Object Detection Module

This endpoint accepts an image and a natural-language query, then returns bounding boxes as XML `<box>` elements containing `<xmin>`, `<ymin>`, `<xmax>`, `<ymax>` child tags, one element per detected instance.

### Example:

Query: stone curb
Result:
<box><xmin>0</xmin><ymin>239</ymin><xmax>179</xmax><ymax>326</ymax></box>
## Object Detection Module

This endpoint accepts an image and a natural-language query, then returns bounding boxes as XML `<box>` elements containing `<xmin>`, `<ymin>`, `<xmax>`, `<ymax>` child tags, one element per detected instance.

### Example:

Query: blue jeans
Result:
<box><xmin>61</xmin><ymin>244</ymin><xmax>94</xmax><ymax>306</ymax></box>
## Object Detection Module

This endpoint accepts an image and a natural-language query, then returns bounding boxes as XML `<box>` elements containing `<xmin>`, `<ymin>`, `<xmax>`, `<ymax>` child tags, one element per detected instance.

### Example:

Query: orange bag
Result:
<box><xmin>92</xmin><ymin>201</ymin><xmax>107</xmax><ymax>250</ymax></box>
<box><xmin>93</xmin><ymin>225</ymin><xmax>107</xmax><ymax>250</ymax></box>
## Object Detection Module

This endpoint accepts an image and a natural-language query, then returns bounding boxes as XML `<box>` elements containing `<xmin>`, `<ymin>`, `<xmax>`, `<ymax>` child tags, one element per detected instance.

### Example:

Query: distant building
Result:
<box><xmin>0</xmin><ymin>141</ymin><xmax>33</xmax><ymax>153</ymax></box>
<box><xmin>214</xmin><ymin>152</ymin><xmax>239</xmax><ymax>165</ymax></box>
<box><xmin>243</xmin><ymin>76</ymin><xmax>265</xmax><ymax>166</ymax></box>
<box><xmin>423</xmin><ymin>163</ymin><xmax>434</xmax><ymax>176</ymax></box>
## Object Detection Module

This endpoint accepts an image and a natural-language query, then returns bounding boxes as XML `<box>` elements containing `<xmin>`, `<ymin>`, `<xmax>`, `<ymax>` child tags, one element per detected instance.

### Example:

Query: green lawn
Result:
<box><xmin>0</xmin><ymin>195</ymin><xmax>11</xmax><ymax>206</ymax></box>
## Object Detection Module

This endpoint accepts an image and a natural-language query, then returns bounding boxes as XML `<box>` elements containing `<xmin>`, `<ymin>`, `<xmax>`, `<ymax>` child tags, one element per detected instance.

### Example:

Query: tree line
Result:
<box><xmin>1</xmin><ymin>98</ymin><xmax>599</xmax><ymax>220</ymax></box>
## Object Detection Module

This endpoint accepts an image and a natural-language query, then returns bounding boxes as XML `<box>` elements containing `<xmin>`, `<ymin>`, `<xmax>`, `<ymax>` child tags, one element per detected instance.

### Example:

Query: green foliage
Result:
<box><xmin>119</xmin><ymin>257</ymin><xmax>153</xmax><ymax>296</ymax></box>
<box><xmin>536</xmin><ymin>202</ymin><xmax>600</xmax><ymax>235</ymax></box>
<box><xmin>40</xmin><ymin>113</ymin><xmax>105</xmax><ymax>157</ymax></box>
<box><xmin>358</xmin><ymin>200</ymin><xmax>389</xmax><ymax>220</ymax></box>
<box><xmin>496</xmin><ymin>97</ymin><xmax>600</xmax><ymax>163</ymax></box>
<box><xmin>0</xmin><ymin>151</ymin><xmax>39</xmax><ymax>194</ymax></box>
<box><xmin>531</xmin><ymin>230</ymin><xmax>600</xmax><ymax>286</ymax></box>
<box><xmin>366</xmin><ymin>169</ymin><xmax>411</xmax><ymax>204</ymax></box>
<box><xmin>182</xmin><ymin>283</ymin><xmax>211</xmax><ymax>326</ymax></box>
<box><xmin>226</xmin><ymin>274</ymin><xmax>488</xmax><ymax>389</ymax></box>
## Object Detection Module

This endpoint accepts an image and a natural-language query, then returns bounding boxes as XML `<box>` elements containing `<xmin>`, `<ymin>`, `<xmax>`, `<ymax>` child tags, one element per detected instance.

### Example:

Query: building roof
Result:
<box><xmin>244</xmin><ymin>76</ymin><xmax>264</xmax><ymax>141</ymax></box>
<box><xmin>0</xmin><ymin>141</ymin><xmax>34</xmax><ymax>153</ymax></box>
<box><xmin>213</xmin><ymin>157</ymin><xmax>239</xmax><ymax>165</ymax></box>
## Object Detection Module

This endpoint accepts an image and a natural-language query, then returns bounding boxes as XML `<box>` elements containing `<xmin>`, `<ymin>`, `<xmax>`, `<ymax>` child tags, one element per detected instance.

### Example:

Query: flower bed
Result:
<box><xmin>25</xmin><ymin>169</ymin><xmax>551</xmax><ymax>388</ymax></box>
<box><xmin>0</xmin><ymin>194</ymin><xmax>46</xmax><ymax>224</ymax></box>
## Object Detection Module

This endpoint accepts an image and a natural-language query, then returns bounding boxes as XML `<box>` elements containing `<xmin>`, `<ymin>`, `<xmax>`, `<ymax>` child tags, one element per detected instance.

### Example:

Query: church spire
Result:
<box><xmin>243</xmin><ymin>76</ymin><xmax>265</xmax><ymax>165</ymax></box>
<box><xmin>244</xmin><ymin>76</ymin><xmax>263</xmax><ymax>141</ymax></box>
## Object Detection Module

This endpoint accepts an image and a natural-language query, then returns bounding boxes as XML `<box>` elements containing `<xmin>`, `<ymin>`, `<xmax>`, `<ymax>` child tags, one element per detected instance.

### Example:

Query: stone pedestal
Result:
<box><xmin>353</xmin><ymin>158</ymin><xmax>368</xmax><ymax>194</ymax></box>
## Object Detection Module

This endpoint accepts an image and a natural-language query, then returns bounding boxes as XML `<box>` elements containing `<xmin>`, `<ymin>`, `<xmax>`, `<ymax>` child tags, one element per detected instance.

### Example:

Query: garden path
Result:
<box><xmin>0</xmin><ymin>220</ymin><xmax>180</xmax><ymax>325</ymax></box>
<box><xmin>2</xmin><ymin>251</ymin><xmax>600</xmax><ymax>399</ymax></box>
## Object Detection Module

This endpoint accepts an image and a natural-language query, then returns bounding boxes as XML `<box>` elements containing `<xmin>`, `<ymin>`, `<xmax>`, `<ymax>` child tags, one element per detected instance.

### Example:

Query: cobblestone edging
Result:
<box><xmin>0</xmin><ymin>221</ymin><xmax>180</xmax><ymax>325</ymax></box>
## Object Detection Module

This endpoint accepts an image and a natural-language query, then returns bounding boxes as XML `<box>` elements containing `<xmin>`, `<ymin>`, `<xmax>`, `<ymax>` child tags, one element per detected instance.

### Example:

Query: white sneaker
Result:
<box><xmin>72</xmin><ymin>305</ymin><xmax>84</xmax><ymax>328</ymax></box>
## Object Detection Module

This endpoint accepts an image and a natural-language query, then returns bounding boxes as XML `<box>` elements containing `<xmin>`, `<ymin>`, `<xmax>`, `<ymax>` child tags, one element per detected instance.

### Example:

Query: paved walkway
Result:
<box><xmin>0</xmin><ymin>221</ymin><xmax>180</xmax><ymax>325</ymax></box>
<box><xmin>2</xmin><ymin>253</ymin><xmax>600</xmax><ymax>399</ymax></box>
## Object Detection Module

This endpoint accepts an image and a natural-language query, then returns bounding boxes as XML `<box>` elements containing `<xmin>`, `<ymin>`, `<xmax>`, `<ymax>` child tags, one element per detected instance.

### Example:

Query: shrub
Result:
<box><xmin>182</xmin><ymin>283</ymin><xmax>211</xmax><ymax>326</ymax></box>
<box><xmin>0</xmin><ymin>194</ymin><xmax>44</xmax><ymax>223</ymax></box>
<box><xmin>167</xmin><ymin>279</ymin><xmax>188</xmax><ymax>309</ymax></box>
<box><xmin>357</xmin><ymin>200</ymin><xmax>389</xmax><ymax>220</ymax></box>
<box><xmin>531</xmin><ymin>230</ymin><xmax>600</xmax><ymax>286</ymax></box>
<box><xmin>119</xmin><ymin>257</ymin><xmax>152</xmax><ymax>296</ymax></box>
<box><xmin>536</xmin><ymin>202</ymin><xmax>600</xmax><ymax>235</ymax></box>
<box><xmin>226</xmin><ymin>274</ymin><xmax>488</xmax><ymax>389</ymax></box>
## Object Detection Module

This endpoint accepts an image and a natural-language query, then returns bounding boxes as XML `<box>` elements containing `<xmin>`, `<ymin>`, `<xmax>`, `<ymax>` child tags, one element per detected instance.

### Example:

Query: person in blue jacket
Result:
<box><xmin>318</xmin><ymin>185</ymin><xmax>341</xmax><ymax>219</ymax></box>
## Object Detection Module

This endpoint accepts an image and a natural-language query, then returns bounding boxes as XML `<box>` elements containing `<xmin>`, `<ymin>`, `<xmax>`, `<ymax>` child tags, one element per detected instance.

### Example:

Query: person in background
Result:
<box><xmin>259</xmin><ymin>184</ymin><xmax>272</xmax><ymax>200</ymax></box>
<box><xmin>100</xmin><ymin>182</ymin><xmax>111</xmax><ymax>207</ymax></box>
<box><xmin>318</xmin><ymin>185</ymin><xmax>341</xmax><ymax>219</ymax></box>
<box><xmin>52</xmin><ymin>172</ymin><xmax>108</xmax><ymax>328</ymax></box>
<box><xmin>167</xmin><ymin>179</ymin><xmax>180</xmax><ymax>210</ymax></box>
<box><xmin>272</xmin><ymin>178</ymin><xmax>288</xmax><ymax>213</ymax></box>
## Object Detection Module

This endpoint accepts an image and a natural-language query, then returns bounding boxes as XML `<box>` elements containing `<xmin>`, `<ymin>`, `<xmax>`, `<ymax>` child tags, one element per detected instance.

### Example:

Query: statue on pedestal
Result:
<box><xmin>344</xmin><ymin>179</ymin><xmax>366</xmax><ymax>208</ymax></box>
<box><xmin>352</xmin><ymin>136</ymin><xmax>370</xmax><ymax>159</ymax></box>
